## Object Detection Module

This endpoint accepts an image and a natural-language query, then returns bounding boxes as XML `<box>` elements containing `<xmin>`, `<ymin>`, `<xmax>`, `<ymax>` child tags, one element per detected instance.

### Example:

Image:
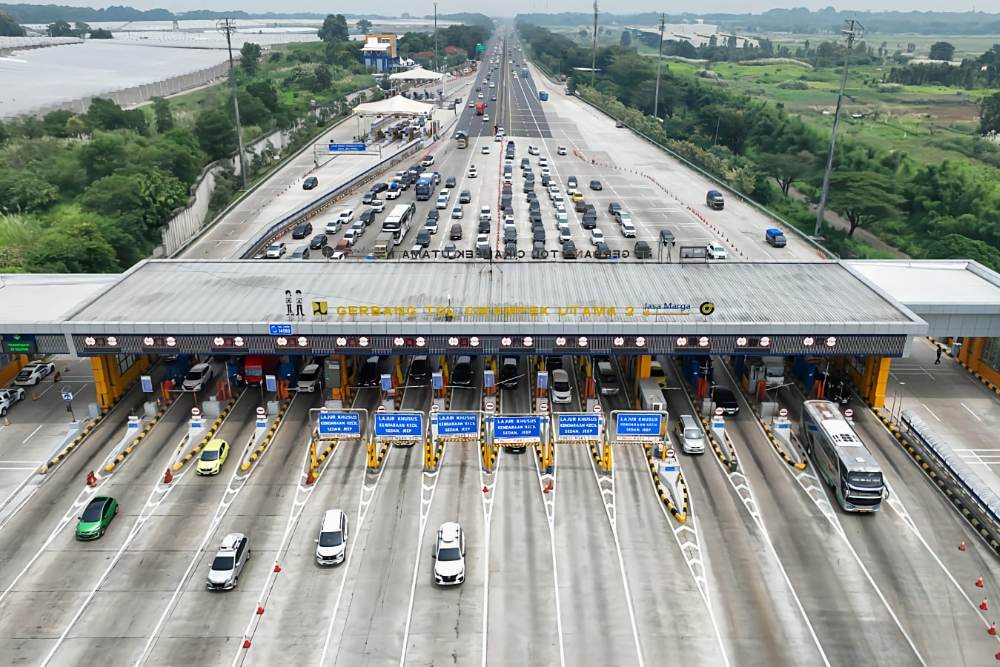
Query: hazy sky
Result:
<box><xmin>15</xmin><ymin>1</ymin><xmax>998</xmax><ymax>15</ymax></box>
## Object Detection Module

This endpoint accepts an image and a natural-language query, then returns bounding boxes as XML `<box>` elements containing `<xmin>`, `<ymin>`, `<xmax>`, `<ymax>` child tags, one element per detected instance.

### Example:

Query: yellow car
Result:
<box><xmin>571</xmin><ymin>192</ymin><xmax>585</xmax><ymax>202</ymax></box>
<box><xmin>197</xmin><ymin>438</ymin><xmax>230</xmax><ymax>475</ymax></box>
<box><xmin>649</xmin><ymin>360</ymin><xmax>667</xmax><ymax>388</ymax></box>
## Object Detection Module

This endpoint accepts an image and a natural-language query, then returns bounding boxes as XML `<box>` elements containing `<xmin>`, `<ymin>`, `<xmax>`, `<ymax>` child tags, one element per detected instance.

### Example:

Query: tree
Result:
<box><xmin>929</xmin><ymin>41</ymin><xmax>955</xmax><ymax>62</ymax></box>
<box><xmin>194</xmin><ymin>109</ymin><xmax>236</xmax><ymax>161</ymax></box>
<box><xmin>42</xmin><ymin>110</ymin><xmax>75</xmax><ymax>138</ymax></box>
<box><xmin>26</xmin><ymin>217</ymin><xmax>119</xmax><ymax>273</ymax></box>
<box><xmin>313</xmin><ymin>65</ymin><xmax>333</xmax><ymax>91</ymax></box>
<box><xmin>980</xmin><ymin>92</ymin><xmax>1000</xmax><ymax>135</ymax></box>
<box><xmin>0</xmin><ymin>121</ymin><xmax>8</xmax><ymax>145</ymax></box>
<box><xmin>319</xmin><ymin>14</ymin><xmax>349</xmax><ymax>43</ymax></box>
<box><xmin>240</xmin><ymin>42</ymin><xmax>262</xmax><ymax>74</ymax></box>
<box><xmin>152</xmin><ymin>97</ymin><xmax>174</xmax><ymax>133</ymax></box>
<box><xmin>90</xmin><ymin>28</ymin><xmax>113</xmax><ymax>39</ymax></box>
<box><xmin>357</xmin><ymin>18</ymin><xmax>372</xmax><ymax>34</ymax></box>
<box><xmin>826</xmin><ymin>171</ymin><xmax>904</xmax><ymax>236</ymax></box>
<box><xmin>0</xmin><ymin>11</ymin><xmax>25</xmax><ymax>36</ymax></box>
<box><xmin>73</xmin><ymin>21</ymin><xmax>90</xmax><ymax>36</ymax></box>
<box><xmin>926</xmin><ymin>233</ymin><xmax>1000</xmax><ymax>273</ymax></box>
<box><xmin>620</xmin><ymin>30</ymin><xmax>631</xmax><ymax>48</ymax></box>
<box><xmin>246</xmin><ymin>80</ymin><xmax>280</xmax><ymax>113</ymax></box>
<box><xmin>78</xmin><ymin>133</ymin><xmax>128</xmax><ymax>181</ymax></box>
<box><xmin>0</xmin><ymin>170</ymin><xmax>59</xmax><ymax>213</ymax></box>
<box><xmin>64</xmin><ymin>115</ymin><xmax>88</xmax><ymax>137</ymax></box>
<box><xmin>47</xmin><ymin>20</ymin><xmax>74</xmax><ymax>37</ymax></box>
<box><xmin>85</xmin><ymin>98</ymin><xmax>147</xmax><ymax>134</ymax></box>
<box><xmin>758</xmin><ymin>151</ymin><xmax>815</xmax><ymax>196</ymax></box>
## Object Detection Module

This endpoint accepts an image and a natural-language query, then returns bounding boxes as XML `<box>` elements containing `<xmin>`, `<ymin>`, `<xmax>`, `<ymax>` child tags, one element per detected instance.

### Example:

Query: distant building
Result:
<box><xmin>361</xmin><ymin>33</ymin><xmax>398</xmax><ymax>72</ymax></box>
<box><xmin>629</xmin><ymin>21</ymin><xmax>759</xmax><ymax>50</ymax></box>
<box><xmin>444</xmin><ymin>45</ymin><xmax>467</xmax><ymax>58</ymax></box>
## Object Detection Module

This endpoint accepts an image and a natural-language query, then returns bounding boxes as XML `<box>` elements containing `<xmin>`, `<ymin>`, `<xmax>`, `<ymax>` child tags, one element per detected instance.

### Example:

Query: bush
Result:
<box><xmin>777</xmin><ymin>80</ymin><xmax>810</xmax><ymax>90</ymax></box>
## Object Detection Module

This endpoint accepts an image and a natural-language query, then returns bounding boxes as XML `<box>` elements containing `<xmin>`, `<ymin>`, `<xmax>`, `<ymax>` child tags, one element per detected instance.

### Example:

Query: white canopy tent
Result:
<box><xmin>388</xmin><ymin>66</ymin><xmax>444</xmax><ymax>82</ymax></box>
<box><xmin>352</xmin><ymin>95</ymin><xmax>435</xmax><ymax>117</ymax></box>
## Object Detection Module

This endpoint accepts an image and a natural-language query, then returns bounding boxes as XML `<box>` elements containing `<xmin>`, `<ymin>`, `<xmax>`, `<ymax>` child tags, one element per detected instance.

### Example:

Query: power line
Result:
<box><xmin>218</xmin><ymin>18</ymin><xmax>248</xmax><ymax>190</ymax></box>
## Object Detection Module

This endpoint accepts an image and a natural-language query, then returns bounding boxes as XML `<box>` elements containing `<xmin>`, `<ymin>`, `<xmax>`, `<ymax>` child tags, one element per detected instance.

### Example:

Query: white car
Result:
<box><xmin>265</xmin><ymin>242</ymin><xmax>286</xmax><ymax>259</ymax></box>
<box><xmin>336</xmin><ymin>208</ymin><xmax>355</xmax><ymax>225</ymax></box>
<box><xmin>436</xmin><ymin>194</ymin><xmax>449</xmax><ymax>209</ymax></box>
<box><xmin>315</xmin><ymin>509</ymin><xmax>348</xmax><ymax>565</ymax></box>
<box><xmin>481</xmin><ymin>145</ymin><xmax>490</xmax><ymax>154</ymax></box>
<box><xmin>590</xmin><ymin>228</ymin><xmax>605</xmax><ymax>246</ymax></box>
<box><xmin>182</xmin><ymin>363</ymin><xmax>214</xmax><ymax>392</ymax></box>
<box><xmin>385</xmin><ymin>188</ymin><xmax>401</xmax><ymax>200</ymax></box>
<box><xmin>207</xmin><ymin>533</ymin><xmax>250</xmax><ymax>590</ymax></box>
<box><xmin>479</xmin><ymin>205</ymin><xmax>492</xmax><ymax>221</ymax></box>
<box><xmin>468</xmin><ymin>101</ymin><xmax>476</xmax><ymax>108</ymax></box>
<box><xmin>558</xmin><ymin>226</ymin><xmax>571</xmax><ymax>243</ymax></box>
<box><xmin>550</xmin><ymin>368</ymin><xmax>572</xmax><ymax>404</ymax></box>
<box><xmin>452</xmin><ymin>206</ymin><xmax>463</xmax><ymax>219</ymax></box>
<box><xmin>538</xmin><ymin>157</ymin><xmax>548</xmax><ymax>167</ymax></box>
<box><xmin>706</xmin><ymin>242</ymin><xmax>728</xmax><ymax>260</ymax></box>
<box><xmin>0</xmin><ymin>388</ymin><xmax>25</xmax><ymax>417</ymax></box>
<box><xmin>424</xmin><ymin>220</ymin><xmax>439</xmax><ymax>234</ymax></box>
<box><xmin>483</xmin><ymin>114</ymin><xmax>490</xmax><ymax>122</ymax></box>
<box><xmin>528</xmin><ymin>145</ymin><xmax>539</xmax><ymax>156</ymax></box>
<box><xmin>540</xmin><ymin>167</ymin><xmax>551</xmax><ymax>178</ymax></box>
<box><xmin>468</xmin><ymin>166</ymin><xmax>478</xmax><ymax>178</ymax></box>
<box><xmin>370</xmin><ymin>198</ymin><xmax>385</xmax><ymax>213</ymax></box>
<box><xmin>494</xmin><ymin>134</ymin><xmax>502</xmax><ymax>142</ymax></box>
<box><xmin>342</xmin><ymin>229</ymin><xmax>360</xmax><ymax>246</ymax></box>
<box><xmin>433</xmin><ymin>522</ymin><xmax>466</xmax><ymax>585</ymax></box>
<box><xmin>324</xmin><ymin>219</ymin><xmax>341</xmax><ymax>235</ymax></box>
<box><xmin>620</xmin><ymin>219</ymin><xmax>636</xmax><ymax>237</ymax></box>
<box><xmin>14</xmin><ymin>361</ymin><xmax>55</xmax><ymax>386</ymax></box>
<box><xmin>297</xmin><ymin>363</ymin><xmax>320</xmax><ymax>392</ymax></box>
<box><xmin>557</xmin><ymin>146</ymin><xmax>567</xmax><ymax>155</ymax></box>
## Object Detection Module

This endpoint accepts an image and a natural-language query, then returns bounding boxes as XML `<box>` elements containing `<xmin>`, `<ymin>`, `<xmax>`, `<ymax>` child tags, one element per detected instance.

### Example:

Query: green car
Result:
<box><xmin>75</xmin><ymin>496</ymin><xmax>118</xmax><ymax>540</ymax></box>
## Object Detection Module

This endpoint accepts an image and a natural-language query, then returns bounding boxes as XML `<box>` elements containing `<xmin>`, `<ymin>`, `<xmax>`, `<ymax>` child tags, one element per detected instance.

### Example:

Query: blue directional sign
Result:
<box><xmin>269</xmin><ymin>323</ymin><xmax>293</xmax><ymax>336</ymax></box>
<box><xmin>615</xmin><ymin>412</ymin><xmax>664</xmax><ymax>440</ymax></box>
<box><xmin>140</xmin><ymin>375</ymin><xmax>153</xmax><ymax>393</ymax></box>
<box><xmin>318</xmin><ymin>411</ymin><xmax>361</xmax><ymax>438</ymax></box>
<box><xmin>556</xmin><ymin>413</ymin><xmax>600</xmax><ymax>439</ymax></box>
<box><xmin>492</xmin><ymin>415</ymin><xmax>542</xmax><ymax>441</ymax></box>
<box><xmin>375</xmin><ymin>412</ymin><xmax>424</xmax><ymax>439</ymax></box>
<box><xmin>328</xmin><ymin>143</ymin><xmax>366</xmax><ymax>153</ymax></box>
<box><xmin>435</xmin><ymin>412</ymin><xmax>479</xmax><ymax>438</ymax></box>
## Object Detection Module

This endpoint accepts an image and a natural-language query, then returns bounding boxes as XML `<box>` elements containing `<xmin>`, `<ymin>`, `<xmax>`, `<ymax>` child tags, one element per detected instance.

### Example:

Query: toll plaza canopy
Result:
<box><xmin>352</xmin><ymin>95</ymin><xmax>434</xmax><ymax>117</ymax></box>
<box><xmin>0</xmin><ymin>259</ymin><xmax>948</xmax><ymax>359</ymax></box>
<box><xmin>388</xmin><ymin>66</ymin><xmax>444</xmax><ymax>82</ymax></box>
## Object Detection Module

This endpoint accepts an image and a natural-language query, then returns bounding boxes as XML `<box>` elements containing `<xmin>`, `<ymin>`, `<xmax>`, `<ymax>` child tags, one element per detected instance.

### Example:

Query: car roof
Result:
<box><xmin>220</xmin><ymin>532</ymin><xmax>246</xmax><ymax>550</ymax></box>
<box><xmin>551</xmin><ymin>368</ymin><xmax>569</xmax><ymax>381</ymax></box>
<box><xmin>439</xmin><ymin>521</ymin><xmax>462</xmax><ymax>543</ymax></box>
<box><xmin>322</xmin><ymin>508</ymin><xmax>344</xmax><ymax>529</ymax></box>
<box><xmin>204</xmin><ymin>438</ymin><xmax>226</xmax><ymax>451</ymax></box>
<box><xmin>190</xmin><ymin>362</ymin><xmax>210</xmax><ymax>371</ymax></box>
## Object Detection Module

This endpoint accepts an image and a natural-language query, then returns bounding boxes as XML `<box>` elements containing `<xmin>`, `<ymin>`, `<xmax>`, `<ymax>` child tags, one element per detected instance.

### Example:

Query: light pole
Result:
<box><xmin>653</xmin><ymin>12</ymin><xmax>665</xmax><ymax>120</ymax></box>
<box><xmin>218</xmin><ymin>18</ymin><xmax>248</xmax><ymax>190</ymax></box>
<box><xmin>814</xmin><ymin>18</ymin><xmax>863</xmax><ymax>237</ymax></box>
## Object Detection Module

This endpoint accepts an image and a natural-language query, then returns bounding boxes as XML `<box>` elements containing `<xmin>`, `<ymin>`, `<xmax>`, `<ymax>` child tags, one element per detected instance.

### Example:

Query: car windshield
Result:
<box><xmin>319</xmin><ymin>530</ymin><xmax>344</xmax><ymax>547</ymax></box>
<box><xmin>684</xmin><ymin>428</ymin><xmax>702</xmax><ymax>440</ymax></box>
<box><xmin>81</xmin><ymin>501</ymin><xmax>104</xmax><ymax>522</ymax></box>
<box><xmin>212</xmin><ymin>556</ymin><xmax>234</xmax><ymax>571</ymax></box>
<box><xmin>201</xmin><ymin>449</ymin><xmax>219</xmax><ymax>461</ymax></box>
<box><xmin>184</xmin><ymin>369</ymin><xmax>204</xmax><ymax>381</ymax></box>
<box><xmin>553</xmin><ymin>380</ymin><xmax>569</xmax><ymax>392</ymax></box>
<box><xmin>437</xmin><ymin>546</ymin><xmax>462</xmax><ymax>561</ymax></box>
<box><xmin>301</xmin><ymin>369</ymin><xmax>318</xmax><ymax>381</ymax></box>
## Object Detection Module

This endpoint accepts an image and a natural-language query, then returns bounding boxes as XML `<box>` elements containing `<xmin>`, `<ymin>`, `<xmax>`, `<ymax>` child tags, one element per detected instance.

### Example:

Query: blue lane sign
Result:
<box><xmin>269</xmin><ymin>323</ymin><xmax>293</xmax><ymax>336</ymax></box>
<box><xmin>328</xmin><ymin>143</ymin><xmax>366</xmax><ymax>153</ymax></box>
<box><xmin>375</xmin><ymin>412</ymin><xmax>424</xmax><ymax>439</ymax></box>
<box><xmin>492</xmin><ymin>415</ymin><xmax>542</xmax><ymax>441</ymax></box>
<box><xmin>556</xmin><ymin>413</ymin><xmax>600</xmax><ymax>439</ymax></box>
<box><xmin>318</xmin><ymin>411</ymin><xmax>361</xmax><ymax>438</ymax></box>
<box><xmin>435</xmin><ymin>412</ymin><xmax>479</xmax><ymax>438</ymax></box>
<box><xmin>265</xmin><ymin>374</ymin><xmax>277</xmax><ymax>393</ymax></box>
<box><xmin>615</xmin><ymin>412</ymin><xmax>664</xmax><ymax>441</ymax></box>
<box><xmin>140</xmin><ymin>375</ymin><xmax>153</xmax><ymax>393</ymax></box>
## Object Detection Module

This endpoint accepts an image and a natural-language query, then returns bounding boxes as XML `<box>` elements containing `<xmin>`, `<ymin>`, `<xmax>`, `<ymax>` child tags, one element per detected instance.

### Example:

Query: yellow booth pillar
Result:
<box><xmin>859</xmin><ymin>356</ymin><xmax>892</xmax><ymax>409</ymax></box>
<box><xmin>91</xmin><ymin>354</ymin><xmax>153</xmax><ymax>411</ymax></box>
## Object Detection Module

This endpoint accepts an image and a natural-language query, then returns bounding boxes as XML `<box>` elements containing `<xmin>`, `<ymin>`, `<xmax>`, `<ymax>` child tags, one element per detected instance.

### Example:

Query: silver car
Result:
<box><xmin>207</xmin><ymin>533</ymin><xmax>250</xmax><ymax>590</ymax></box>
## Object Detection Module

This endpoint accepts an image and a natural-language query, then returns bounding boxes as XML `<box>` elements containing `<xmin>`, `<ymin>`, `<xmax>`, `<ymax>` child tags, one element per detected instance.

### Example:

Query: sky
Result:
<box><xmin>10</xmin><ymin>1</ymin><xmax>1000</xmax><ymax>15</ymax></box>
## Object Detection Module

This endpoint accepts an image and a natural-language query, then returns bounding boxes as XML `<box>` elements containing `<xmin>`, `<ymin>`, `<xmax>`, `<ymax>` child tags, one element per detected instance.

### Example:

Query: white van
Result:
<box><xmin>315</xmin><ymin>509</ymin><xmax>349</xmax><ymax>565</ymax></box>
<box><xmin>596</xmin><ymin>361</ymin><xmax>620</xmax><ymax>395</ymax></box>
<box><xmin>677</xmin><ymin>415</ymin><xmax>706</xmax><ymax>455</ymax></box>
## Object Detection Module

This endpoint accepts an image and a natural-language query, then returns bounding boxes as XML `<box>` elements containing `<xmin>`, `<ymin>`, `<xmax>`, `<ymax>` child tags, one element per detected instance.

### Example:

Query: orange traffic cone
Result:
<box><xmin>273</xmin><ymin>563</ymin><xmax>281</xmax><ymax>573</ymax></box>
<box><xmin>242</xmin><ymin>639</ymin><xmax>251</xmax><ymax>649</ymax></box>
<box><xmin>163</xmin><ymin>469</ymin><xmax>173</xmax><ymax>484</ymax></box>
<box><xmin>256</xmin><ymin>606</ymin><xmax>264</xmax><ymax>615</ymax></box>
<box><xmin>482</xmin><ymin>484</ymin><xmax>488</xmax><ymax>493</ymax></box>
<box><xmin>978</xmin><ymin>577</ymin><xmax>985</xmax><ymax>588</ymax></box>
<box><xmin>86</xmin><ymin>470</ymin><xmax>97</xmax><ymax>487</ymax></box>
<box><xmin>959</xmin><ymin>541</ymin><xmax>967</xmax><ymax>551</ymax></box>
<box><xmin>983</xmin><ymin>599</ymin><xmax>990</xmax><ymax>611</ymax></box>
<box><xmin>989</xmin><ymin>622</ymin><xmax>997</xmax><ymax>636</ymax></box>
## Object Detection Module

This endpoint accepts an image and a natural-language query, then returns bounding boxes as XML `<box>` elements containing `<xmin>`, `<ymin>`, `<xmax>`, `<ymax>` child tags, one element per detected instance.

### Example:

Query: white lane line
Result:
<box><xmin>920</xmin><ymin>403</ymin><xmax>941</xmax><ymax>422</ymax></box>
<box><xmin>531</xmin><ymin>431</ymin><xmax>566</xmax><ymax>667</ymax></box>
<box><xmin>961</xmin><ymin>402</ymin><xmax>984</xmax><ymax>422</ymax></box>
<box><xmin>0</xmin><ymin>466</ymin><xmax>35</xmax><ymax>470</ymax></box>
<box><xmin>479</xmin><ymin>442</ymin><xmax>500</xmax><ymax>667</ymax></box>
<box><xmin>20</xmin><ymin>425</ymin><xmax>43</xmax><ymax>444</ymax></box>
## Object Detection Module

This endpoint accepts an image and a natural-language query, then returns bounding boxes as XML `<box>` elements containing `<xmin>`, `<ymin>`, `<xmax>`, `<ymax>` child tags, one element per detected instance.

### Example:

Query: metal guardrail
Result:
<box><xmin>900</xmin><ymin>409</ymin><xmax>1000</xmax><ymax>552</ymax></box>
<box><xmin>238</xmin><ymin>138</ymin><xmax>425</xmax><ymax>259</ymax></box>
<box><xmin>528</xmin><ymin>58</ymin><xmax>834</xmax><ymax>260</ymax></box>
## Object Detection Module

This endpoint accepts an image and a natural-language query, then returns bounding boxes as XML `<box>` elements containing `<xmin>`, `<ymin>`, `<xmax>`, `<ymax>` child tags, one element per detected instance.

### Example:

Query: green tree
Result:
<box><xmin>313</xmin><ymin>64</ymin><xmax>333</xmax><ymax>91</ymax></box>
<box><xmin>240</xmin><ymin>42</ymin><xmax>262</xmax><ymax>74</ymax></box>
<box><xmin>42</xmin><ymin>110</ymin><xmax>75</xmax><ymax>138</ymax></box>
<box><xmin>73</xmin><ymin>21</ymin><xmax>90</xmax><ymax>36</ymax></box>
<box><xmin>926</xmin><ymin>233</ymin><xmax>1000</xmax><ymax>273</ymax></box>
<box><xmin>141</xmin><ymin>130</ymin><xmax>203</xmax><ymax>183</ymax></box>
<box><xmin>826</xmin><ymin>171</ymin><xmax>904</xmax><ymax>236</ymax></box>
<box><xmin>194</xmin><ymin>108</ymin><xmax>236</xmax><ymax>161</ymax></box>
<box><xmin>980</xmin><ymin>92</ymin><xmax>1000</xmax><ymax>135</ymax></box>
<box><xmin>234</xmin><ymin>91</ymin><xmax>270</xmax><ymax>127</ymax></box>
<box><xmin>929</xmin><ymin>41</ymin><xmax>955</xmax><ymax>61</ymax></box>
<box><xmin>79</xmin><ymin>174</ymin><xmax>144</xmax><ymax>217</ymax></box>
<box><xmin>64</xmin><ymin>115</ymin><xmax>88</xmax><ymax>137</ymax></box>
<box><xmin>90</xmin><ymin>28</ymin><xmax>113</xmax><ymax>39</ymax></box>
<box><xmin>620</xmin><ymin>30</ymin><xmax>631</xmax><ymax>48</ymax></box>
<box><xmin>357</xmin><ymin>18</ymin><xmax>372</xmax><ymax>34</ymax></box>
<box><xmin>0</xmin><ymin>171</ymin><xmax>59</xmax><ymax>213</ymax></box>
<box><xmin>0</xmin><ymin>11</ymin><xmax>25</xmax><ymax>36</ymax></box>
<box><xmin>246</xmin><ymin>80</ymin><xmax>280</xmax><ymax>113</ymax></box>
<box><xmin>758</xmin><ymin>151</ymin><xmax>816</xmax><ymax>196</ymax></box>
<box><xmin>78</xmin><ymin>132</ymin><xmax>128</xmax><ymax>181</ymax></box>
<box><xmin>319</xmin><ymin>14</ymin><xmax>349</xmax><ymax>43</ymax></box>
<box><xmin>152</xmin><ymin>97</ymin><xmax>174</xmax><ymax>133</ymax></box>
<box><xmin>85</xmin><ymin>98</ymin><xmax>147</xmax><ymax>134</ymax></box>
<box><xmin>0</xmin><ymin>121</ymin><xmax>8</xmax><ymax>145</ymax></box>
<box><xmin>26</xmin><ymin>217</ymin><xmax>119</xmax><ymax>273</ymax></box>
<box><xmin>47</xmin><ymin>20</ymin><xmax>73</xmax><ymax>37</ymax></box>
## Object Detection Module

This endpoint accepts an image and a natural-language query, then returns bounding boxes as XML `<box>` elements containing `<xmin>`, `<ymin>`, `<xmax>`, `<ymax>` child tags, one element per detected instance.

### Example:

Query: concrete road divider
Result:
<box><xmin>172</xmin><ymin>399</ymin><xmax>234</xmax><ymax>473</ymax></box>
<box><xmin>240</xmin><ymin>400</ymin><xmax>290</xmax><ymax>473</ymax></box>
<box><xmin>104</xmin><ymin>404</ymin><xmax>171</xmax><ymax>473</ymax></box>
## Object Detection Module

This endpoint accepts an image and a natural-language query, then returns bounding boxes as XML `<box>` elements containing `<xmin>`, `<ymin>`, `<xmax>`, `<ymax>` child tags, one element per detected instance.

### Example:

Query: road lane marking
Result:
<box><xmin>20</xmin><ymin>425</ymin><xmax>43</xmax><ymax>444</ymax></box>
<box><xmin>961</xmin><ymin>402</ymin><xmax>984</xmax><ymax>422</ymax></box>
<box><xmin>920</xmin><ymin>403</ymin><xmax>941</xmax><ymax>421</ymax></box>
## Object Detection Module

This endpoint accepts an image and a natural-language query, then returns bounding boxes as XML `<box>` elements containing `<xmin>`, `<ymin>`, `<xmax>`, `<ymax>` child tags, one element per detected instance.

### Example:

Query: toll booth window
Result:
<box><xmin>116</xmin><ymin>353</ymin><xmax>138</xmax><ymax>376</ymax></box>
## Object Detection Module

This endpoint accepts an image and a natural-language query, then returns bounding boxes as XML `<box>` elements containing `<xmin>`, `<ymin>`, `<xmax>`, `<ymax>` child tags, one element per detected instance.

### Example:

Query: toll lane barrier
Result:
<box><xmin>761</xmin><ymin>423</ymin><xmax>808</xmax><ymax>471</ymax></box>
<box><xmin>104</xmin><ymin>403</ymin><xmax>171</xmax><ymax>473</ymax></box>
<box><xmin>314</xmin><ymin>436</ymin><xmax>335</xmax><ymax>469</ymax></box>
<box><xmin>645</xmin><ymin>449</ymin><xmax>689</xmax><ymax>524</ymax></box>
<box><xmin>173</xmin><ymin>400</ymin><xmax>235</xmax><ymax>473</ymax></box>
<box><xmin>39</xmin><ymin>415</ymin><xmax>103</xmax><ymax>473</ymax></box>
<box><xmin>240</xmin><ymin>401</ymin><xmax>290</xmax><ymax>472</ymax></box>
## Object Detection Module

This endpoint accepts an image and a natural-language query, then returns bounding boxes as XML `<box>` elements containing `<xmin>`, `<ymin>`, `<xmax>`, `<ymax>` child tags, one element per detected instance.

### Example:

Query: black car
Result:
<box><xmin>459</xmin><ymin>190</ymin><xmax>472</xmax><ymax>204</ymax></box>
<box><xmin>561</xmin><ymin>240</ymin><xmax>577</xmax><ymax>259</ymax></box>
<box><xmin>546</xmin><ymin>356</ymin><xmax>563</xmax><ymax>371</ymax></box>
<box><xmin>531</xmin><ymin>243</ymin><xmax>547</xmax><ymax>260</ymax></box>
<box><xmin>451</xmin><ymin>356</ymin><xmax>473</xmax><ymax>386</ymax></box>
<box><xmin>358</xmin><ymin>356</ymin><xmax>381</xmax><ymax>387</ymax></box>
<box><xmin>309</xmin><ymin>234</ymin><xmax>329</xmax><ymax>250</ymax></box>
<box><xmin>530</xmin><ymin>213</ymin><xmax>542</xmax><ymax>225</ymax></box>
<box><xmin>478</xmin><ymin>220</ymin><xmax>491</xmax><ymax>234</ymax></box>
<box><xmin>523</xmin><ymin>182</ymin><xmax>534</xmax><ymax>194</ymax></box>
<box><xmin>362</xmin><ymin>192</ymin><xmax>375</xmax><ymax>205</ymax></box>
<box><xmin>634</xmin><ymin>240</ymin><xmax>652</xmax><ymax>259</ymax></box>
<box><xmin>504</xmin><ymin>241</ymin><xmax>518</xmax><ymax>258</ymax></box>
<box><xmin>426</xmin><ymin>209</ymin><xmax>440</xmax><ymax>222</ymax></box>
<box><xmin>520</xmin><ymin>158</ymin><xmax>530</xmax><ymax>169</ymax></box>
<box><xmin>589</xmin><ymin>180</ymin><xmax>602</xmax><ymax>191</ymax></box>
<box><xmin>711</xmin><ymin>386</ymin><xmax>740</xmax><ymax>415</ymax></box>
<box><xmin>416</xmin><ymin>231</ymin><xmax>431</xmax><ymax>247</ymax></box>
<box><xmin>359</xmin><ymin>209</ymin><xmax>376</xmax><ymax>226</ymax></box>
<box><xmin>370</xmin><ymin>182</ymin><xmax>389</xmax><ymax>194</ymax></box>
<box><xmin>594</xmin><ymin>242</ymin><xmax>611</xmax><ymax>259</ymax></box>
<box><xmin>659</xmin><ymin>228</ymin><xmax>675</xmax><ymax>245</ymax></box>
<box><xmin>504</xmin><ymin>228</ymin><xmax>517</xmax><ymax>243</ymax></box>
<box><xmin>532</xmin><ymin>228</ymin><xmax>545</xmax><ymax>243</ymax></box>
<box><xmin>291</xmin><ymin>222</ymin><xmax>313</xmax><ymax>239</ymax></box>
<box><xmin>541</xmin><ymin>174</ymin><xmax>551</xmax><ymax>187</ymax></box>
<box><xmin>303</xmin><ymin>176</ymin><xmax>318</xmax><ymax>190</ymax></box>
<box><xmin>445</xmin><ymin>176</ymin><xmax>457</xmax><ymax>188</ymax></box>
<box><xmin>409</xmin><ymin>355</ymin><xmax>431</xmax><ymax>382</ymax></box>
<box><xmin>499</xmin><ymin>357</ymin><xmax>519</xmax><ymax>388</ymax></box>
<box><xmin>608</xmin><ymin>202</ymin><xmax>621</xmax><ymax>216</ymax></box>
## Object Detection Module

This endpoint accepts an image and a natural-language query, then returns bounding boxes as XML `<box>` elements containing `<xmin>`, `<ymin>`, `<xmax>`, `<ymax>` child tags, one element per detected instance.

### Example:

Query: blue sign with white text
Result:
<box><xmin>556</xmin><ymin>413</ymin><xmax>600</xmax><ymax>438</ymax></box>
<box><xmin>375</xmin><ymin>412</ymin><xmax>423</xmax><ymax>438</ymax></box>
<box><xmin>435</xmin><ymin>412</ymin><xmax>479</xmax><ymax>437</ymax></box>
<box><xmin>492</xmin><ymin>416</ymin><xmax>542</xmax><ymax>441</ymax></box>
<box><xmin>616</xmin><ymin>412</ymin><xmax>663</xmax><ymax>438</ymax></box>
<box><xmin>328</xmin><ymin>143</ymin><xmax>366</xmax><ymax>153</ymax></box>
<box><xmin>269</xmin><ymin>323</ymin><xmax>293</xmax><ymax>336</ymax></box>
<box><xmin>318</xmin><ymin>411</ymin><xmax>361</xmax><ymax>438</ymax></box>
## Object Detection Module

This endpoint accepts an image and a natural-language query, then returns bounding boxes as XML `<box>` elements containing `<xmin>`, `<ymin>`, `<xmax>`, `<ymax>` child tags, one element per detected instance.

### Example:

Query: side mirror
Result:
<box><xmin>314</xmin><ymin>539</ymin><xmax>319</xmax><ymax>544</ymax></box>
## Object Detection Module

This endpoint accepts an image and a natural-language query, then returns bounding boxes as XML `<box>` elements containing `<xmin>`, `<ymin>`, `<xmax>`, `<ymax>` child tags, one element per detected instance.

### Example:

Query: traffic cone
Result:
<box><xmin>978</xmin><ymin>577</ymin><xmax>985</xmax><ymax>588</ymax></box>
<box><xmin>306</xmin><ymin>469</ymin><xmax>317</xmax><ymax>485</ymax></box>
<box><xmin>256</xmin><ymin>606</ymin><xmax>264</xmax><ymax>615</ymax></box>
<box><xmin>982</xmin><ymin>599</ymin><xmax>989</xmax><ymax>611</ymax></box>
<box><xmin>86</xmin><ymin>470</ymin><xmax>97</xmax><ymax>487</ymax></box>
<box><xmin>163</xmin><ymin>469</ymin><xmax>173</xmax><ymax>484</ymax></box>
<box><xmin>960</xmin><ymin>541</ymin><xmax>967</xmax><ymax>551</ymax></box>
<box><xmin>989</xmin><ymin>622</ymin><xmax>997</xmax><ymax>636</ymax></box>
<box><xmin>482</xmin><ymin>484</ymin><xmax>488</xmax><ymax>493</ymax></box>
<box><xmin>242</xmin><ymin>639</ymin><xmax>251</xmax><ymax>649</ymax></box>
<box><xmin>273</xmin><ymin>563</ymin><xmax>281</xmax><ymax>573</ymax></box>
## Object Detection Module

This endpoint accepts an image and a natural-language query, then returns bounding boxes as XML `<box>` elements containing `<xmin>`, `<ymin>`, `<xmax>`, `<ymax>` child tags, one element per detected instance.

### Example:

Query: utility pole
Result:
<box><xmin>433</xmin><ymin>2</ymin><xmax>438</xmax><ymax>75</ymax></box>
<box><xmin>590</xmin><ymin>1</ymin><xmax>598</xmax><ymax>88</ymax></box>
<box><xmin>653</xmin><ymin>12</ymin><xmax>665</xmax><ymax>120</ymax></box>
<box><xmin>814</xmin><ymin>18</ymin><xmax>862</xmax><ymax>237</ymax></box>
<box><xmin>218</xmin><ymin>18</ymin><xmax>248</xmax><ymax>190</ymax></box>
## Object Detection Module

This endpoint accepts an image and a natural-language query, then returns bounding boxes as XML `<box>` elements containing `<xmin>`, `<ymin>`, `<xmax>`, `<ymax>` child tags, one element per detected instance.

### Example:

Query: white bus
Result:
<box><xmin>382</xmin><ymin>203</ymin><xmax>415</xmax><ymax>245</ymax></box>
<box><xmin>800</xmin><ymin>400</ymin><xmax>884</xmax><ymax>512</ymax></box>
